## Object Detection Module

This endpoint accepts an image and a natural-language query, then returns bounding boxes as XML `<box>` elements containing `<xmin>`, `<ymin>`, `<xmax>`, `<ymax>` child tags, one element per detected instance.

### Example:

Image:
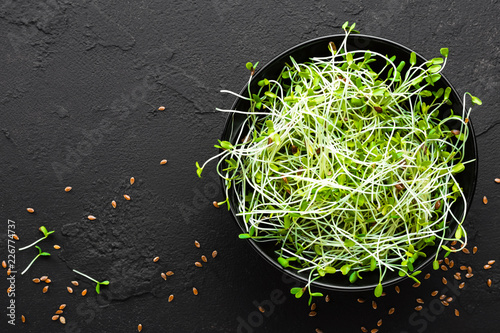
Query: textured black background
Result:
<box><xmin>1</xmin><ymin>1</ymin><xmax>499</xmax><ymax>332</ymax></box>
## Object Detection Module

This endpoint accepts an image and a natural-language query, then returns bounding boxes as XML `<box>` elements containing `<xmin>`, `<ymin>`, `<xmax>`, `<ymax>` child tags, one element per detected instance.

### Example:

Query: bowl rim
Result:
<box><xmin>220</xmin><ymin>33</ymin><xmax>478</xmax><ymax>292</ymax></box>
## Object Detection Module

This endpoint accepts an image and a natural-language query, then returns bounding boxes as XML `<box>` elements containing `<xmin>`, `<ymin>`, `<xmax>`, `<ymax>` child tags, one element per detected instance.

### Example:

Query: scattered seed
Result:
<box><xmin>88</xmin><ymin>215</ymin><xmax>96</xmax><ymax>221</ymax></box>
<box><xmin>193</xmin><ymin>287</ymin><xmax>199</xmax><ymax>296</ymax></box>
<box><xmin>40</xmin><ymin>276</ymin><xmax>48</xmax><ymax>282</ymax></box>
<box><xmin>130</xmin><ymin>177</ymin><xmax>135</xmax><ymax>185</ymax></box>
<box><xmin>124</xmin><ymin>194</ymin><xmax>131</xmax><ymax>201</ymax></box>
<box><xmin>111</xmin><ymin>200</ymin><xmax>117</xmax><ymax>208</ymax></box>
<box><xmin>381</xmin><ymin>292</ymin><xmax>386</xmax><ymax>297</ymax></box>
<box><xmin>166</xmin><ymin>271</ymin><xmax>174</xmax><ymax>276</ymax></box>
<box><xmin>395</xmin><ymin>285</ymin><xmax>400</xmax><ymax>293</ymax></box>
<box><xmin>495</xmin><ymin>178</ymin><xmax>500</xmax><ymax>184</ymax></box>
<box><xmin>212</xmin><ymin>250</ymin><xmax>218</xmax><ymax>258</ymax></box>
<box><xmin>55</xmin><ymin>310</ymin><xmax>63</xmax><ymax>315</ymax></box>
<box><xmin>483</xmin><ymin>195</ymin><xmax>489</xmax><ymax>204</ymax></box>
<box><xmin>201</xmin><ymin>255</ymin><xmax>208</xmax><ymax>263</ymax></box>
<box><xmin>357</xmin><ymin>298</ymin><xmax>365</xmax><ymax>303</ymax></box>
<box><xmin>45</xmin><ymin>279</ymin><xmax>52</xmax><ymax>284</ymax></box>
<box><xmin>451</xmin><ymin>240</ymin><xmax>457</xmax><ymax>246</ymax></box>
<box><xmin>424</xmin><ymin>273</ymin><xmax>431</xmax><ymax>280</ymax></box>
<box><xmin>441</xmin><ymin>301</ymin><xmax>449</xmax><ymax>307</ymax></box>
<box><xmin>473</xmin><ymin>246</ymin><xmax>478</xmax><ymax>254</ymax></box>
<box><xmin>431</xmin><ymin>290</ymin><xmax>438</xmax><ymax>297</ymax></box>
<box><xmin>415</xmin><ymin>306</ymin><xmax>423</xmax><ymax>311</ymax></box>
<box><xmin>59</xmin><ymin>304</ymin><xmax>66</xmax><ymax>310</ymax></box>
<box><xmin>13</xmin><ymin>234</ymin><xmax>19</xmax><ymax>241</ymax></box>
<box><xmin>311</xmin><ymin>303</ymin><xmax>317</xmax><ymax>311</ymax></box>
<box><xmin>412</xmin><ymin>282</ymin><xmax>421</xmax><ymax>288</ymax></box>
<box><xmin>168</xmin><ymin>294</ymin><xmax>174</xmax><ymax>302</ymax></box>
<box><xmin>449</xmin><ymin>260</ymin><xmax>454</xmax><ymax>268</ymax></box>
<box><xmin>388</xmin><ymin>307</ymin><xmax>395</xmax><ymax>315</ymax></box>
<box><xmin>371</xmin><ymin>328</ymin><xmax>378</xmax><ymax>333</ymax></box>
<box><xmin>71</xmin><ymin>281</ymin><xmax>79</xmax><ymax>286</ymax></box>
<box><xmin>52</xmin><ymin>315</ymin><xmax>59</xmax><ymax>321</ymax></box>
<box><xmin>7</xmin><ymin>287</ymin><xmax>12</xmax><ymax>294</ymax></box>
<box><xmin>316</xmin><ymin>329</ymin><xmax>323</xmax><ymax>333</ymax></box>
<box><xmin>441</xmin><ymin>265</ymin><xmax>448</xmax><ymax>271</ymax></box>
<box><xmin>1</xmin><ymin>261</ymin><xmax>5</xmax><ymax>269</ymax></box>
<box><xmin>450</xmin><ymin>246</ymin><xmax>456</xmax><ymax>251</ymax></box>
<box><xmin>7</xmin><ymin>268</ymin><xmax>11</xmax><ymax>276</ymax></box>
<box><xmin>81</xmin><ymin>289</ymin><xmax>87</xmax><ymax>296</ymax></box>
<box><xmin>158</xmin><ymin>106</ymin><xmax>165</xmax><ymax>111</ymax></box>
<box><xmin>438</xmin><ymin>259</ymin><xmax>443</xmax><ymax>264</ymax></box>
<box><xmin>212</xmin><ymin>201</ymin><xmax>219</xmax><ymax>208</ymax></box>
<box><xmin>195</xmin><ymin>240</ymin><xmax>201</xmax><ymax>248</ymax></box>
<box><xmin>67</xmin><ymin>287</ymin><xmax>73</xmax><ymax>293</ymax></box>
<box><xmin>153</xmin><ymin>256</ymin><xmax>160</xmax><ymax>262</ymax></box>
<box><xmin>454</xmin><ymin>309</ymin><xmax>460</xmax><ymax>317</ymax></box>
<box><xmin>195</xmin><ymin>262</ymin><xmax>202</xmax><ymax>267</ymax></box>
<box><xmin>160</xmin><ymin>159</ymin><xmax>167</xmax><ymax>165</ymax></box>
<box><xmin>462</xmin><ymin>248</ymin><xmax>470</xmax><ymax>254</ymax></box>
<box><xmin>442</xmin><ymin>277</ymin><xmax>448</xmax><ymax>285</ymax></box>
<box><xmin>468</xmin><ymin>266</ymin><xmax>473</xmax><ymax>274</ymax></box>
<box><xmin>372</xmin><ymin>301</ymin><xmax>377</xmax><ymax>310</ymax></box>
<box><xmin>460</xmin><ymin>266</ymin><xmax>467</xmax><ymax>271</ymax></box>
<box><xmin>361</xmin><ymin>327</ymin><xmax>368</xmax><ymax>333</ymax></box>
<box><xmin>444</xmin><ymin>258</ymin><xmax>450</xmax><ymax>265</ymax></box>
<box><xmin>21</xmin><ymin>315</ymin><xmax>25</xmax><ymax>323</ymax></box>
<box><xmin>43</xmin><ymin>286</ymin><xmax>49</xmax><ymax>293</ymax></box>
<box><xmin>459</xmin><ymin>282</ymin><xmax>465</xmax><ymax>289</ymax></box>
<box><xmin>161</xmin><ymin>272</ymin><xmax>167</xmax><ymax>280</ymax></box>
<box><xmin>309</xmin><ymin>311</ymin><xmax>317</xmax><ymax>317</ymax></box>
<box><xmin>446</xmin><ymin>297</ymin><xmax>453</xmax><ymax>303</ymax></box>
<box><xmin>487</xmin><ymin>279</ymin><xmax>492</xmax><ymax>287</ymax></box>
<box><xmin>466</xmin><ymin>273</ymin><xmax>474</xmax><ymax>279</ymax></box>
<box><xmin>33</xmin><ymin>278</ymin><xmax>40</xmax><ymax>283</ymax></box>
<box><xmin>54</xmin><ymin>245</ymin><xmax>61</xmax><ymax>250</ymax></box>
<box><xmin>454</xmin><ymin>273</ymin><xmax>461</xmax><ymax>280</ymax></box>
<box><xmin>27</xmin><ymin>208</ymin><xmax>34</xmax><ymax>213</ymax></box>
<box><xmin>325</xmin><ymin>295</ymin><xmax>330</xmax><ymax>303</ymax></box>
<box><xmin>60</xmin><ymin>316</ymin><xmax>66</xmax><ymax>324</ymax></box>
<box><xmin>258</xmin><ymin>306</ymin><xmax>265</xmax><ymax>313</ymax></box>
<box><xmin>488</xmin><ymin>260</ymin><xmax>496</xmax><ymax>265</ymax></box>
<box><xmin>416</xmin><ymin>298</ymin><xmax>424</xmax><ymax>304</ymax></box>
<box><xmin>138</xmin><ymin>323</ymin><xmax>143</xmax><ymax>332</ymax></box>
<box><xmin>484</xmin><ymin>264</ymin><xmax>492</xmax><ymax>270</ymax></box>
<box><xmin>377</xmin><ymin>319</ymin><xmax>382</xmax><ymax>327</ymax></box>
<box><xmin>65</xmin><ymin>186</ymin><xmax>72</xmax><ymax>192</ymax></box>
<box><xmin>439</xmin><ymin>294</ymin><xmax>446</xmax><ymax>300</ymax></box>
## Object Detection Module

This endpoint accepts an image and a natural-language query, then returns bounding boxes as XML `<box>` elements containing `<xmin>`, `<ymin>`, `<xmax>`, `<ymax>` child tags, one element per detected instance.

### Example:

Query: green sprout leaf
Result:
<box><xmin>238</xmin><ymin>233</ymin><xmax>251</xmax><ymax>239</ymax></box>
<box><xmin>440</xmin><ymin>48</ymin><xmax>449</xmax><ymax>57</ymax></box>
<box><xmin>374</xmin><ymin>283</ymin><xmax>383</xmax><ymax>297</ymax></box>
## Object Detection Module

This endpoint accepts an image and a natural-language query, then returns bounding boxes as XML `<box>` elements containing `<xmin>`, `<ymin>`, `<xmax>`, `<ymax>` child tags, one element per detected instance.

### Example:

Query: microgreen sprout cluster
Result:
<box><xmin>197</xmin><ymin>22</ymin><xmax>480</xmax><ymax>300</ymax></box>
<box><xmin>21</xmin><ymin>246</ymin><xmax>51</xmax><ymax>275</ymax></box>
<box><xmin>73</xmin><ymin>269</ymin><xmax>110</xmax><ymax>294</ymax></box>
<box><xmin>19</xmin><ymin>226</ymin><xmax>54</xmax><ymax>251</ymax></box>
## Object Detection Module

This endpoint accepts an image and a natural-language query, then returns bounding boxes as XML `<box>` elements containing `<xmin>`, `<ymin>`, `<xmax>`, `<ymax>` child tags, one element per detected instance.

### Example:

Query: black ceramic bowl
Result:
<box><xmin>220</xmin><ymin>34</ymin><xmax>478</xmax><ymax>292</ymax></box>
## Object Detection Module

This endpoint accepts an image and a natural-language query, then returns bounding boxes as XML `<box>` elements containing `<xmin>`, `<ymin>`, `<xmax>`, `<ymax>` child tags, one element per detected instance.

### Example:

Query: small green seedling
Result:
<box><xmin>73</xmin><ymin>269</ymin><xmax>110</xmax><ymax>294</ymax></box>
<box><xmin>21</xmin><ymin>246</ymin><xmax>50</xmax><ymax>275</ymax></box>
<box><xmin>19</xmin><ymin>226</ymin><xmax>55</xmax><ymax>251</ymax></box>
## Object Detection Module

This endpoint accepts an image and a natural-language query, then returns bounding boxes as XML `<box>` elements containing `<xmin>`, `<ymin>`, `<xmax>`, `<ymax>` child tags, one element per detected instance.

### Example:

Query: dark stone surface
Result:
<box><xmin>1</xmin><ymin>0</ymin><xmax>499</xmax><ymax>332</ymax></box>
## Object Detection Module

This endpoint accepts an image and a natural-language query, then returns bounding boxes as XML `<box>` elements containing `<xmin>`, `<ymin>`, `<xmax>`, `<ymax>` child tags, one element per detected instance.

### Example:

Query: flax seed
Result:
<box><xmin>381</xmin><ymin>292</ymin><xmax>386</xmax><ymax>297</ymax></box>
<box><xmin>27</xmin><ymin>208</ymin><xmax>34</xmax><ymax>213</ymax></box>
<box><xmin>484</xmin><ymin>264</ymin><xmax>492</xmax><ymax>270</ymax></box>
<box><xmin>487</xmin><ymin>279</ymin><xmax>492</xmax><ymax>287</ymax></box>
<box><xmin>166</xmin><ymin>271</ymin><xmax>174</xmax><ymax>276</ymax></box>
<box><xmin>495</xmin><ymin>178</ymin><xmax>500</xmax><ymax>183</ymax></box>
<box><xmin>444</xmin><ymin>258</ymin><xmax>450</xmax><ymax>265</ymax></box>
<box><xmin>124</xmin><ymin>194</ymin><xmax>131</xmax><ymax>200</ymax></box>
<box><xmin>424</xmin><ymin>273</ymin><xmax>431</xmax><ymax>280</ymax></box>
<box><xmin>449</xmin><ymin>260</ymin><xmax>454</xmax><ymax>268</ymax></box>
<box><xmin>442</xmin><ymin>277</ymin><xmax>448</xmax><ymax>285</ymax></box>
<box><xmin>43</xmin><ymin>286</ymin><xmax>49</xmax><ymax>293</ymax></box>
<box><xmin>33</xmin><ymin>278</ymin><xmax>40</xmax><ymax>283</ymax></box>
<box><xmin>488</xmin><ymin>260</ymin><xmax>496</xmax><ymax>265</ymax></box>
<box><xmin>45</xmin><ymin>279</ymin><xmax>52</xmax><ymax>284</ymax></box>
<box><xmin>451</xmin><ymin>129</ymin><xmax>460</xmax><ymax>135</ymax></box>
<box><xmin>309</xmin><ymin>311</ymin><xmax>317</xmax><ymax>317</ymax></box>
<box><xmin>395</xmin><ymin>285</ymin><xmax>400</xmax><ymax>293</ymax></box>
<box><xmin>88</xmin><ymin>215</ymin><xmax>96</xmax><ymax>221</ymax></box>
<box><xmin>112</xmin><ymin>200</ymin><xmax>117</xmax><ymax>208</ymax></box>
<box><xmin>212</xmin><ymin>250</ymin><xmax>217</xmax><ymax>258</ymax></box>
<box><xmin>193</xmin><ymin>287</ymin><xmax>199</xmax><ymax>296</ymax></box>
<box><xmin>7</xmin><ymin>287</ymin><xmax>12</xmax><ymax>294</ymax></box>
<box><xmin>468</xmin><ymin>266</ymin><xmax>472</xmax><ymax>274</ymax></box>
<box><xmin>160</xmin><ymin>159</ymin><xmax>168</xmax><ymax>164</ymax></box>
<box><xmin>325</xmin><ymin>295</ymin><xmax>330</xmax><ymax>302</ymax></box>
<box><xmin>441</xmin><ymin>300</ymin><xmax>449</xmax><ymax>306</ymax></box>
<box><xmin>153</xmin><ymin>256</ymin><xmax>160</xmax><ymax>262</ymax></box>
<box><xmin>460</xmin><ymin>265</ymin><xmax>467</xmax><ymax>271</ymax></box>
<box><xmin>316</xmin><ymin>329</ymin><xmax>323</xmax><ymax>333</ymax></box>
<box><xmin>462</xmin><ymin>247</ymin><xmax>470</xmax><ymax>254</ymax></box>
<box><xmin>311</xmin><ymin>303</ymin><xmax>316</xmax><ymax>311</ymax></box>
<box><xmin>357</xmin><ymin>298</ymin><xmax>365</xmax><ymax>303</ymax></box>
<box><xmin>161</xmin><ymin>272</ymin><xmax>167</xmax><ymax>280</ymax></box>
<box><xmin>361</xmin><ymin>327</ymin><xmax>368</xmax><ymax>332</ymax></box>
<box><xmin>201</xmin><ymin>255</ymin><xmax>208</xmax><ymax>263</ymax></box>
<box><xmin>21</xmin><ymin>315</ymin><xmax>25</xmax><ymax>323</ymax></box>
<box><xmin>439</xmin><ymin>294</ymin><xmax>446</xmax><ymax>300</ymax></box>
<box><xmin>82</xmin><ymin>289</ymin><xmax>87</xmax><ymax>296</ymax></box>
<box><xmin>52</xmin><ymin>315</ymin><xmax>59</xmax><ymax>321</ymax></box>
<box><xmin>431</xmin><ymin>290</ymin><xmax>438</xmax><ymax>297</ymax></box>
<box><xmin>455</xmin><ymin>309</ymin><xmax>459</xmax><ymax>317</ymax></box>
<box><xmin>138</xmin><ymin>323</ymin><xmax>143</xmax><ymax>332</ymax></box>
<box><xmin>372</xmin><ymin>301</ymin><xmax>377</xmax><ymax>309</ymax></box>
<box><xmin>388</xmin><ymin>307</ymin><xmax>395</xmax><ymax>315</ymax></box>
<box><xmin>54</xmin><ymin>245</ymin><xmax>61</xmax><ymax>250</ymax></box>
<box><xmin>40</xmin><ymin>276</ymin><xmax>48</xmax><ymax>282</ymax></box>
<box><xmin>459</xmin><ymin>282</ymin><xmax>465</xmax><ymax>289</ymax></box>
<box><xmin>168</xmin><ymin>294</ymin><xmax>174</xmax><ymax>302</ymax></box>
<box><xmin>446</xmin><ymin>297</ymin><xmax>453</xmax><ymax>303</ymax></box>
<box><xmin>71</xmin><ymin>281</ymin><xmax>79</xmax><ymax>286</ymax></box>
<box><xmin>415</xmin><ymin>306</ymin><xmax>422</xmax><ymax>311</ymax></box>
<box><xmin>412</xmin><ymin>282</ymin><xmax>421</xmax><ymax>288</ymax></box>
<box><xmin>7</xmin><ymin>268</ymin><xmax>11</xmax><ymax>276</ymax></box>
<box><xmin>13</xmin><ymin>234</ymin><xmax>19</xmax><ymax>241</ymax></box>
<box><xmin>451</xmin><ymin>240</ymin><xmax>457</xmax><ymax>246</ymax></box>
<box><xmin>377</xmin><ymin>319</ymin><xmax>382</xmax><ymax>327</ymax></box>
<box><xmin>483</xmin><ymin>196</ymin><xmax>488</xmax><ymax>204</ymax></box>
<box><xmin>473</xmin><ymin>246</ymin><xmax>478</xmax><ymax>254</ymax></box>
<box><xmin>67</xmin><ymin>287</ymin><xmax>73</xmax><ymax>293</ymax></box>
<box><xmin>158</xmin><ymin>106</ymin><xmax>165</xmax><ymax>111</ymax></box>
<box><xmin>1</xmin><ymin>261</ymin><xmax>5</xmax><ymax>269</ymax></box>
<box><xmin>258</xmin><ymin>306</ymin><xmax>265</xmax><ymax>313</ymax></box>
<box><xmin>441</xmin><ymin>265</ymin><xmax>448</xmax><ymax>271</ymax></box>
<box><xmin>65</xmin><ymin>186</ymin><xmax>72</xmax><ymax>192</ymax></box>
<box><xmin>59</xmin><ymin>304</ymin><xmax>66</xmax><ymax>310</ymax></box>
<box><xmin>466</xmin><ymin>273</ymin><xmax>473</xmax><ymax>279</ymax></box>
<box><xmin>416</xmin><ymin>298</ymin><xmax>424</xmax><ymax>304</ymax></box>
<box><xmin>212</xmin><ymin>201</ymin><xmax>219</xmax><ymax>208</ymax></box>
<box><xmin>454</xmin><ymin>272</ymin><xmax>461</xmax><ymax>280</ymax></box>
<box><xmin>130</xmin><ymin>177</ymin><xmax>135</xmax><ymax>185</ymax></box>
<box><xmin>195</xmin><ymin>262</ymin><xmax>202</xmax><ymax>267</ymax></box>
<box><xmin>60</xmin><ymin>316</ymin><xmax>66</xmax><ymax>324</ymax></box>
<box><xmin>55</xmin><ymin>310</ymin><xmax>63</xmax><ymax>315</ymax></box>
<box><xmin>371</xmin><ymin>329</ymin><xmax>378</xmax><ymax>333</ymax></box>
<box><xmin>195</xmin><ymin>240</ymin><xmax>201</xmax><ymax>248</ymax></box>
<box><xmin>438</xmin><ymin>259</ymin><xmax>443</xmax><ymax>264</ymax></box>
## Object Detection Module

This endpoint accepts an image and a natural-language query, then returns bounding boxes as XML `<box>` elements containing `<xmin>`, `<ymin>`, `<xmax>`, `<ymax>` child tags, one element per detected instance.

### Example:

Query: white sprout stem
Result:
<box><xmin>73</xmin><ymin>269</ymin><xmax>99</xmax><ymax>284</ymax></box>
<box><xmin>21</xmin><ymin>254</ymin><xmax>40</xmax><ymax>275</ymax></box>
<box><xmin>18</xmin><ymin>237</ymin><xmax>46</xmax><ymax>251</ymax></box>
